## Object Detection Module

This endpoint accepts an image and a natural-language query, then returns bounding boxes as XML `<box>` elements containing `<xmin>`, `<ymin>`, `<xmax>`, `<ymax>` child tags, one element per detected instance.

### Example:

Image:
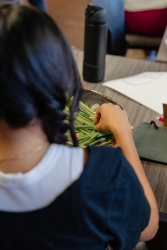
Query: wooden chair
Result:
<box><xmin>91</xmin><ymin>0</ymin><xmax>161</xmax><ymax>56</ymax></box>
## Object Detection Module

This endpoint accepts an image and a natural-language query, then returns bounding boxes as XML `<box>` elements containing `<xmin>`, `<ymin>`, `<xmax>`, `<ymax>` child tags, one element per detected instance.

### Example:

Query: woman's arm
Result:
<box><xmin>94</xmin><ymin>103</ymin><xmax>159</xmax><ymax>241</ymax></box>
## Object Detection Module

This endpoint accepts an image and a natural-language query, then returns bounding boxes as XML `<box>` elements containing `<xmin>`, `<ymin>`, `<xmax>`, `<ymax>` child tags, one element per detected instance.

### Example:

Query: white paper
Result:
<box><xmin>103</xmin><ymin>72</ymin><xmax>167</xmax><ymax>114</ymax></box>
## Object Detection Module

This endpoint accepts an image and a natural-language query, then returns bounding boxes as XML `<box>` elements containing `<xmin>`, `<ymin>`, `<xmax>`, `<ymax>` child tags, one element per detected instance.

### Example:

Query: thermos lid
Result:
<box><xmin>85</xmin><ymin>3</ymin><xmax>108</xmax><ymax>24</ymax></box>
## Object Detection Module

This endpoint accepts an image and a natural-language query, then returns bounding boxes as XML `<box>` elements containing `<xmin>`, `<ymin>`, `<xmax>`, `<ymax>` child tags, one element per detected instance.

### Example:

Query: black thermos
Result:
<box><xmin>83</xmin><ymin>2</ymin><xmax>108</xmax><ymax>83</ymax></box>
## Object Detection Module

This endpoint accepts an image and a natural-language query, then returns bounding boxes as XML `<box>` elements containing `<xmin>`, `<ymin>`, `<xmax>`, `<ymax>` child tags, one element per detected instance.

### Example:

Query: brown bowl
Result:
<box><xmin>81</xmin><ymin>89</ymin><xmax>121</xmax><ymax>110</ymax></box>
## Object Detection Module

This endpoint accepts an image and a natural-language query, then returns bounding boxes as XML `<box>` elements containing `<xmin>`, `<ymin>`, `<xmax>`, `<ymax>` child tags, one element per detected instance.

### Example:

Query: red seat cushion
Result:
<box><xmin>125</xmin><ymin>8</ymin><xmax>167</xmax><ymax>37</ymax></box>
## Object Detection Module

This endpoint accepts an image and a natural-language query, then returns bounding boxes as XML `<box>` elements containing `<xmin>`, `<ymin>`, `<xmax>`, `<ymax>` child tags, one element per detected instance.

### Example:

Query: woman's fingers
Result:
<box><xmin>94</xmin><ymin>109</ymin><xmax>102</xmax><ymax>125</ymax></box>
<box><xmin>93</xmin><ymin>103</ymin><xmax>130</xmax><ymax>134</ymax></box>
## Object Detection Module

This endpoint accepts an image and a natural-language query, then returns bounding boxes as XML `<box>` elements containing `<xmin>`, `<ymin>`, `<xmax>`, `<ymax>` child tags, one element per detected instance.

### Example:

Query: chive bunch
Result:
<box><xmin>65</xmin><ymin>100</ymin><xmax>116</xmax><ymax>148</ymax></box>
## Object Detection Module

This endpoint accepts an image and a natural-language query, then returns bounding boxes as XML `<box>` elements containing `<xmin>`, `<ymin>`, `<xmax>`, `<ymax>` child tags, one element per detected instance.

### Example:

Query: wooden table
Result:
<box><xmin>156</xmin><ymin>26</ymin><xmax>167</xmax><ymax>63</ymax></box>
<box><xmin>76</xmin><ymin>52</ymin><xmax>167</xmax><ymax>249</ymax></box>
<box><xmin>74</xmin><ymin>50</ymin><xmax>167</xmax><ymax>222</ymax></box>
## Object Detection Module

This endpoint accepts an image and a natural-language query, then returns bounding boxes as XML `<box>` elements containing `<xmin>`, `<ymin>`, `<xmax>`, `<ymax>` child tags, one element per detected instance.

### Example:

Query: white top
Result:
<box><xmin>0</xmin><ymin>144</ymin><xmax>84</xmax><ymax>212</ymax></box>
<box><xmin>124</xmin><ymin>0</ymin><xmax>167</xmax><ymax>11</ymax></box>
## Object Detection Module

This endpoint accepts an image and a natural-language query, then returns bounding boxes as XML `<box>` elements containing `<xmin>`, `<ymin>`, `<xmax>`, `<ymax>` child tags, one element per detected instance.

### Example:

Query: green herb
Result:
<box><xmin>65</xmin><ymin>100</ymin><xmax>116</xmax><ymax>148</ymax></box>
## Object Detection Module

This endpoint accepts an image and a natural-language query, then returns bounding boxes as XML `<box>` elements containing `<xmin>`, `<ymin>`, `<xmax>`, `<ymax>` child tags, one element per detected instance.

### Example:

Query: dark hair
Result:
<box><xmin>0</xmin><ymin>4</ymin><xmax>82</xmax><ymax>146</ymax></box>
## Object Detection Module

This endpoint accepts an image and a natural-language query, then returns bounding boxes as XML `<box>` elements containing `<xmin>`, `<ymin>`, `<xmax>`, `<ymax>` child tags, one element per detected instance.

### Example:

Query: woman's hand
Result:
<box><xmin>94</xmin><ymin>103</ymin><xmax>131</xmax><ymax>138</ymax></box>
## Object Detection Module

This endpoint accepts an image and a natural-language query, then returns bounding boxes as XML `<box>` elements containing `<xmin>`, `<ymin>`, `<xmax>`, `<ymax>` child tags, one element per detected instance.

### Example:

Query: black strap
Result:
<box><xmin>150</xmin><ymin>120</ymin><xmax>159</xmax><ymax>129</ymax></box>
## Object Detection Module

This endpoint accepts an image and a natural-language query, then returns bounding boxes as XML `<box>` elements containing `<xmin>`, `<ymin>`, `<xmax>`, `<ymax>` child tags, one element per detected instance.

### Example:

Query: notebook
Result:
<box><xmin>103</xmin><ymin>72</ymin><xmax>167</xmax><ymax>114</ymax></box>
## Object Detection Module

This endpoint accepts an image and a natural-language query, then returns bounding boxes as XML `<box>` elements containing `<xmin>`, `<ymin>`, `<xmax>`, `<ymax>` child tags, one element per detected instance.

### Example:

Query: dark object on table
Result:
<box><xmin>133</xmin><ymin>121</ymin><xmax>167</xmax><ymax>164</ymax></box>
<box><xmin>83</xmin><ymin>2</ymin><xmax>108</xmax><ymax>83</ymax></box>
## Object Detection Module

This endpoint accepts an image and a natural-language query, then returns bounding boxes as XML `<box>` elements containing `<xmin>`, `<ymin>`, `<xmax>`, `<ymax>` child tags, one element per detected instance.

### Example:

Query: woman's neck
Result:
<box><xmin>0</xmin><ymin>119</ymin><xmax>50</xmax><ymax>174</ymax></box>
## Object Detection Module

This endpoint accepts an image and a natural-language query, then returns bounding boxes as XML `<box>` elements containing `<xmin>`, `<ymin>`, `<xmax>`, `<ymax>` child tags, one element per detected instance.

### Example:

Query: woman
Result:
<box><xmin>0</xmin><ymin>3</ymin><xmax>158</xmax><ymax>250</ymax></box>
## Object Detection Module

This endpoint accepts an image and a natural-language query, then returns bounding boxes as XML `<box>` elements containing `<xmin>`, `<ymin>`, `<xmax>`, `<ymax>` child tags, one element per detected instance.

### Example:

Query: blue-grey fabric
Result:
<box><xmin>29</xmin><ymin>0</ymin><xmax>47</xmax><ymax>12</ymax></box>
<box><xmin>133</xmin><ymin>122</ymin><xmax>167</xmax><ymax>164</ymax></box>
